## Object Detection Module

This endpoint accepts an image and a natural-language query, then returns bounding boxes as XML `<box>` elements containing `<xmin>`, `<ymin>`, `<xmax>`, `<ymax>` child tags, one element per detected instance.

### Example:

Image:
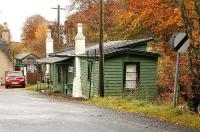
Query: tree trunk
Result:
<box><xmin>194</xmin><ymin>0</ymin><xmax>200</xmax><ymax>84</ymax></box>
<box><xmin>178</xmin><ymin>0</ymin><xmax>194</xmax><ymax>78</ymax></box>
<box><xmin>194</xmin><ymin>0</ymin><xmax>200</xmax><ymax>38</ymax></box>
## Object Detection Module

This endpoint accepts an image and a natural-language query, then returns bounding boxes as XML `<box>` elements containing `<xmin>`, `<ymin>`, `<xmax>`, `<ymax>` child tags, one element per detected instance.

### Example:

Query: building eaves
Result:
<box><xmin>49</xmin><ymin>38</ymin><xmax>153</xmax><ymax>57</ymax></box>
<box><xmin>37</xmin><ymin>56</ymin><xmax>70</xmax><ymax>64</ymax></box>
<box><xmin>15</xmin><ymin>52</ymin><xmax>31</xmax><ymax>60</ymax></box>
<box><xmin>15</xmin><ymin>52</ymin><xmax>40</xmax><ymax>60</ymax></box>
<box><xmin>80</xmin><ymin>48</ymin><xmax>160</xmax><ymax>58</ymax></box>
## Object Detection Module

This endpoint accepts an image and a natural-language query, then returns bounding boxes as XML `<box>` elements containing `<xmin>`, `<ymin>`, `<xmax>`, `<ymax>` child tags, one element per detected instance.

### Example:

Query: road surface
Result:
<box><xmin>0</xmin><ymin>89</ymin><xmax>198</xmax><ymax>132</ymax></box>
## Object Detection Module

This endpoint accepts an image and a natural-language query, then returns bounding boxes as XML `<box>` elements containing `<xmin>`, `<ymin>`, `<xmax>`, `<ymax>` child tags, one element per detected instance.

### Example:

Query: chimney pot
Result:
<box><xmin>77</xmin><ymin>23</ymin><xmax>83</xmax><ymax>33</ymax></box>
<box><xmin>2</xmin><ymin>22</ymin><xmax>10</xmax><ymax>44</ymax></box>
<box><xmin>46</xmin><ymin>29</ymin><xmax>54</xmax><ymax>57</ymax></box>
<box><xmin>3</xmin><ymin>22</ymin><xmax>8</xmax><ymax>31</ymax></box>
<box><xmin>75</xmin><ymin>23</ymin><xmax>85</xmax><ymax>55</ymax></box>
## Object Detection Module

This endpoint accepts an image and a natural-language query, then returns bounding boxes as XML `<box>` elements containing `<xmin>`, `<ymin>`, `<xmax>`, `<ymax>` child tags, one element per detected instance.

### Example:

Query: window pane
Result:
<box><xmin>126</xmin><ymin>73</ymin><xmax>137</xmax><ymax>80</ymax></box>
<box><xmin>126</xmin><ymin>64</ymin><xmax>136</xmax><ymax>72</ymax></box>
<box><xmin>58</xmin><ymin>66</ymin><xmax>62</xmax><ymax>82</ymax></box>
<box><xmin>7</xmin><ymin>71</ymin><xmax>23</xmax><ymax>77</ymax></box>
<box><xmin>68</xmin><ymin>66</ymin><xmax>73</xmax><ymax>73</ymax></box>
<box><xmin>125</xmin><ymin>80</ymin><xmax>137</xmax><ymax>89</ymax></box>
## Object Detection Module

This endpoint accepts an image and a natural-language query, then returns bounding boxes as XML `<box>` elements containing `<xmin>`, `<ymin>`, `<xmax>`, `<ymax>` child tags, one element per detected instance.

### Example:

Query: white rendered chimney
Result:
<box><xmin>46</xmin><ymin>29</ymin><xmax>54</xmax><ymax>57</ymax></box>
<box><xmin>73</xmin><ymin>23</ymin><xmax>85</xmax><ymax>98</ymax></box>
<box><xmin>2</xmin><ymin>22</ymin><xmax>10</xmax><ymax>44</ymax></box>
<box><xmin>45</xmin><ymin>29</ymin><xmax>54</xmax><ymax>77</ymax></box>
<box><xmin>75</xmin><ymin>23</ymin><xmax>85</xmax><ymax>55</ymax></box>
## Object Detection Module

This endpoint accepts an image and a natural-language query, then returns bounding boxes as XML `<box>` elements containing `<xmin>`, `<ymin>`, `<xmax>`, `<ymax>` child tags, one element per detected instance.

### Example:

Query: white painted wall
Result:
<box><xmin>0</xmin><ymin>50</ymin><xmax>13</xmax><ymax>85</ymax></box>
<box><xmin>72</xmin><ymin>57</ymin><xmax>82</xmax><ymax>97</ymax></box>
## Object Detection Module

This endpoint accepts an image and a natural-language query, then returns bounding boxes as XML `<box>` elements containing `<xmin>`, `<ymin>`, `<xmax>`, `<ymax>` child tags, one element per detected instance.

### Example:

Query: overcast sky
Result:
<box><xmin>0</xmin><ymin>0</ymin><xmax>71</xmax><ymax>42</ymax></box>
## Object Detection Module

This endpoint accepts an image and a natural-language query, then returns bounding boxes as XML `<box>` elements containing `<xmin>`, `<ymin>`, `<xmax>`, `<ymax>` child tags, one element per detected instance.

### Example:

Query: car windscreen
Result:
<box><xmin>7</xmin><ymin>72</ymin><xmax>23</xmax><ymax>77</ymax></box>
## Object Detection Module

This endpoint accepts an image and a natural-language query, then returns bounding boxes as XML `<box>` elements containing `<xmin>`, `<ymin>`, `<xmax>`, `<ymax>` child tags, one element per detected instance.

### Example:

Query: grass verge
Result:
<box><xmin>86</xmin><ymin>96</ymin><xmax>200</xmax><ymax>130</ymax></box>
<box><xmin>24</xmin><ymin>84</ymin><xmax>38</xmax><ymax>91</ymax></box>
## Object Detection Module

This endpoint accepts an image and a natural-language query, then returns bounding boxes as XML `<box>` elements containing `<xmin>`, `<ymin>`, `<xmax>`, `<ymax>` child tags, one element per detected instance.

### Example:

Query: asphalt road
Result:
<box><xmin>0</xmin><ymin>88</ymin><xmax>199</xmax><ymax>132</ymax></box>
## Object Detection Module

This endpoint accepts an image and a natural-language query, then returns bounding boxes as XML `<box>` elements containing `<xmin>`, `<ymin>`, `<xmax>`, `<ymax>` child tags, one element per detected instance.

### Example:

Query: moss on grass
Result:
<box><xmin>86</xmin><ymin>96</ymin><xmax>200</xmax><ymax>130</ymax></box>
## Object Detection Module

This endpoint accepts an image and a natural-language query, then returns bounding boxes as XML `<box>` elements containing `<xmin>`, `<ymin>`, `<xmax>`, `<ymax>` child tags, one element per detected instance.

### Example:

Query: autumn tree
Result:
<box><xmin>49</xmin><ymin>23</ymin><xmax>67</xmax><ymax>51</ymax></box>
<box><xmin>65</xmin><ymin>0</ymin><xmax>200</xmax><ymax>103</ymax></box>
<box><xmin>64</xmin><ymin>0</ymin><xmax>126</xmax><ymax>44</ymax></box>
<box><xmin>177</xmin><ymin>0</ymin><xmax>200</xmax><ymax>93</ymax></box>
<box><xmin>21</xmin><ymin>14</ymin><xmax>47</xmax><ymax>57</ymax></box>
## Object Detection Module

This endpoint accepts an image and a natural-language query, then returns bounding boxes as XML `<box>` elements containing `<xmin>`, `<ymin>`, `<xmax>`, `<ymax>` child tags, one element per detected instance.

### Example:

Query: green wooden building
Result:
<box><xmin>38</xmin><ymin>24</ymin><xmax>160</xmax><ymax>99</ymax></box>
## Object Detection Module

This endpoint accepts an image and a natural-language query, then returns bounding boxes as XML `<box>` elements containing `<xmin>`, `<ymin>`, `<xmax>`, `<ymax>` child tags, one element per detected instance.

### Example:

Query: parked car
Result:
<box><xmin>5</xmin><ymin>71</ymin><xmax>26</xmax><ymax>88</ymax></box>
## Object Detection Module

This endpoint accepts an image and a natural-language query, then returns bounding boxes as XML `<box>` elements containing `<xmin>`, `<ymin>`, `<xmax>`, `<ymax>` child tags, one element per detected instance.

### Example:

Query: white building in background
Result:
<box><xmin>0</xmin><ymin>23</ymin><xmax>13</xmax><ymax>85</ymax></box>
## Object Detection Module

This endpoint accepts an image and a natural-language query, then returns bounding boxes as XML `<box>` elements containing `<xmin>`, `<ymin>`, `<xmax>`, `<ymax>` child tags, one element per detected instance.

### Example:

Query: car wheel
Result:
<box><xmin>22</xmin><ymin>84</ymin><xmax>26</xmax><ymax>88</ymax></box>
<box><xmin>5</xmin><ymin>85</ymin><xmax>9</xmax><ymax>88</ymax></box>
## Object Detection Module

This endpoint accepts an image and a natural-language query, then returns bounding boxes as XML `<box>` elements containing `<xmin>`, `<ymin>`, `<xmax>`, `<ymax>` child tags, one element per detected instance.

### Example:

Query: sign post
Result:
<box><xmin>173</xmin><ymin>53</ymin><xmax>180</xmax><ymax>107</ymax></box>
<box><xmin>170</xmin><ymin>32</ymin><xmax>190</xmax><ymax>108</ymax></box>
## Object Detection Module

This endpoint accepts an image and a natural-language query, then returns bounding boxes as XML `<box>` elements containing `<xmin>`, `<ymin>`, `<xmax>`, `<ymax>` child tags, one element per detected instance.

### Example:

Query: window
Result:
<box><xmin>57</xmin><ymin>65</ymin><xmax>62</xmax><ymax>83</ymax></box>
<box><xmin>124</xmin><ymin>63</ymin><xmax>139</xmax><ymax>90</ymax></box>
<box><xmin>67</xmin><ymin>66</ymin><xmax>74</xmax><ymax>84</ymax></box>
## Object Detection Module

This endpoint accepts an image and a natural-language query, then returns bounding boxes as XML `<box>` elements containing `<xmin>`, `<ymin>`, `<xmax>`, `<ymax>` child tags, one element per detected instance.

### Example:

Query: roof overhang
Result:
<box><xmin>105</xmin><ymin>49</ymin><xmax>160</xmax><ymax>59</ymax></box>
<box><xmin>79</xmin><ymin>48</ymin><xmax>160</xmax><ymax>59</ymax></box>
<box><xmin>36</xmin><ymin>56</ymin><xmax>70</xmax><ymax>64</ymax></box>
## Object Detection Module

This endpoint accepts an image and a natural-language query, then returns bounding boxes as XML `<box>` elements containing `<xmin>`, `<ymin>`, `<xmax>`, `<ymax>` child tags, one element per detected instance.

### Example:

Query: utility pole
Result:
<box><xmin>52</xmin><ymin>5</ymin><xmax>65</xmax><ymax>45</ymax></box>
<box><xmin>99</xmin><ymin>0</ymin><xmax>104</xmax><ymax>97</ymax></box>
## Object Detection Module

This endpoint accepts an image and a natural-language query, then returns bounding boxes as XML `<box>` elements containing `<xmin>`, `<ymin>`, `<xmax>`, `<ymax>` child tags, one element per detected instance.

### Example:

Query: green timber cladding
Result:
<box><xmin>42</xmin><ymin>39</ymin><xmax>159</xmax><ymax>99</ymax></box>
<box><xmin>49</xmin><ymin>59</ymin><xmax>75</xmax><ymax>94</ymax></box>
<box><xmin>80</xmin><ymin>44</ymin><xmax>158</xmax><ymax>99</ymax></box>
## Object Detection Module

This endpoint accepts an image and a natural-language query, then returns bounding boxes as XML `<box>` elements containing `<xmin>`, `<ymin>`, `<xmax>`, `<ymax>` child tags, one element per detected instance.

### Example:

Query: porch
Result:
<box><xmin>37</xmin><ymin>57</ymin><xmax>74</xmax><ymax>96</ymax></box>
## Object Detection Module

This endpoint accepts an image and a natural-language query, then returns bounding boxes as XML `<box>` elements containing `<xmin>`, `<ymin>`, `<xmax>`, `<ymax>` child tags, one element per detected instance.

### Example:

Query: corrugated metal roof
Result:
<box><xmin>49</xmin><ymin>38</ymin><xmax>153</xmax><ymax>57</ymax></box>
<box><xmin>15</xmin><ymin>52</ymin><xmax>40</xmax><ymax>60</ymax></box>
<box><xmin>36</xmin><ymin>56</ymin><xmax>70</xmax><ymax>64</ymax></box>
<box><xmin>82</xmin><ymin>47</ymin><xmax>160</xmax><ymax>58</ymax></box>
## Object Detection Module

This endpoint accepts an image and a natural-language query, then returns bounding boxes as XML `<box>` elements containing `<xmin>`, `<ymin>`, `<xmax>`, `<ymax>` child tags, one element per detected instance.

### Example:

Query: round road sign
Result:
<box><xmin>170</xmin><ymin>32</ymin><xmax>190</xmax><ymax>53</ymax></box>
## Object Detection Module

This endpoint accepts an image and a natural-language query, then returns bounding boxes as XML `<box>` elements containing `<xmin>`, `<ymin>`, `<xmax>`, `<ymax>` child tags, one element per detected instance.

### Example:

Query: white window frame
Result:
<box><xmin>124</xmin><ymin>63</ymin><xmax>139</xmax><ymax>90</ymax></box>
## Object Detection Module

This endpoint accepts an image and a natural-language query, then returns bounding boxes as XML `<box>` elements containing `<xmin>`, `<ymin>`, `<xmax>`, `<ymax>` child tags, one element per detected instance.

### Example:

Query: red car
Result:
<box><xmin>5</xmin><ymin>71</ymin><xmax>26</xmax><ymax>88</ymax></box>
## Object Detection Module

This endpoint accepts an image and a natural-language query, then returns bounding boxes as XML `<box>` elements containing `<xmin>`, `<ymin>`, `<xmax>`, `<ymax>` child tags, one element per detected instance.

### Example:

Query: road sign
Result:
<box><xmin>15</xmin><ymin>64</ymin><xmax>26</xmax><ymax>67</ymax></box>
<box><xmin>171</xmin><ymin>32</ymin><xmax>190</xmax><ymax>53</ymax></box>
<box><xmin>170</xmin><ymin>32</ymin><xmax>191</xmax><ymax>108</ymax></box>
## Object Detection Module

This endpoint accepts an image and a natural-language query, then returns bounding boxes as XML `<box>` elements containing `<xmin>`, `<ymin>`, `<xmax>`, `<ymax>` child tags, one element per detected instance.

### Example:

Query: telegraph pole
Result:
<box><xmin>99</xmin><ymin>0</ymin><xmax>104</xmax><ymax>97</ymax></box>
<box><xmin>52</xmin><ymin>5</ymin><xmax>65</xmax><ymax>45</ymax></box>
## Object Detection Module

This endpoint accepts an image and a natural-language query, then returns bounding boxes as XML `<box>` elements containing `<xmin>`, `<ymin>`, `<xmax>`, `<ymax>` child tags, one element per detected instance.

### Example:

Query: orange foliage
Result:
<box><xmin>65</xmin><ymin>0</ymin><xmax>200</xmax><ymax>100</ymax></box>
<box><xmin>21</xmin><ymin>15</ymin><xmax>47</xmax><ymax>57</ymax></box>
<box><xmin>127</xmin><ymin>0</ymin><xmax>182</xmax><ymax>38</ymax></box>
